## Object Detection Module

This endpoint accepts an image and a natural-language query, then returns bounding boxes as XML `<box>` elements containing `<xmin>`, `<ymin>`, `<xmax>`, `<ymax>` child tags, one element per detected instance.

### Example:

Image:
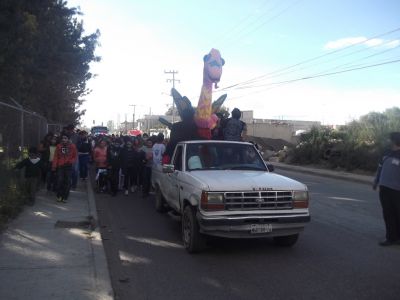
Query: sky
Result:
<box><xmin>67</xmin><ymin>0</ymin><xmax>400</xmax><ymax>127</ymax></box>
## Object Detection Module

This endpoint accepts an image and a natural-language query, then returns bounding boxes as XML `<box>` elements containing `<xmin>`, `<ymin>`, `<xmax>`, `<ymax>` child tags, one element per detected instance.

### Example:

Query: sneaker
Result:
<box><xmin>61</xmin><ymin>198</ymin><xmax>67</xmax><ymax>203</ymax></box>
<box><xmin>379</xmin><ymin>240</ymin><xmax>397</xmax><ymax>246</ymax></box>
<box><xmin>131</xmin><ymin>186</ymin><xmax>136</xmax><ymax>193</ymax></box>
<box><xmin>56</xmin><ymin>197</ymin><xmax>63</xmax><ymax>203</ymax></box>
<box><xmin>124</xmin><ymin>190</ymin><xmax>129</xmax><ymax>196</ymax></box>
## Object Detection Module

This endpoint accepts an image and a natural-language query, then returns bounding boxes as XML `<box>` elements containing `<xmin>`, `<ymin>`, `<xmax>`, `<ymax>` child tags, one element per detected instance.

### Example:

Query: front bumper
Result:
<box><xmin>197</xmin><ymin>212</ymin><xmax>310</xmax><ymax>238</ymax></box>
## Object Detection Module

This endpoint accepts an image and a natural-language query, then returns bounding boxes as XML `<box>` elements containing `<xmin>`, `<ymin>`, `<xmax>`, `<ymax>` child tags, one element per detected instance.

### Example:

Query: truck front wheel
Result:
<box><xmin>182</xmin><ymin>205</ymin><xmax>206</xmax><ymax>253</ymax></box>
<box><xmin>273</xmin><ymin>234</ymin><xmax>299</xmax><ymax>247</ymax></box>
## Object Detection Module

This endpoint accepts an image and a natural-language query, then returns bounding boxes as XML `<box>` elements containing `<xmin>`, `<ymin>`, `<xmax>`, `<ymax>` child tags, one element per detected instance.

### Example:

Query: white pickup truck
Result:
<box><xmin>152</xmin><ymin>140</ymin><xmax>310</xmax><ymax>253</ymax></box>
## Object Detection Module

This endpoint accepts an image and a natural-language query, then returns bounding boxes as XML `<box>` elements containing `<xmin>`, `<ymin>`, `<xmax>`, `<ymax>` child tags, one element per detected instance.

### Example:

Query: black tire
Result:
<box><xmin>182</xmin><ymin>205</ymin><xmax>206</xmax><ymax>253</ymax></box>
<box><xmin>155</xmin><ymin>186</ymin><xmax>166</xmax><ymax>213</ymax></box>
<box><xmin>273</xmin><ymin>234</ymin><xmax>299</xmax><ymax>247</ymax></box>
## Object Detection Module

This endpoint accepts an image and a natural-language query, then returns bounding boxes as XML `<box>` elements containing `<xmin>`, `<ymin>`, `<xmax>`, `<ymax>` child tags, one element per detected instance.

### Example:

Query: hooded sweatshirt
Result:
<box><xmin>52</xmin><ymin>142</ymin><xmax>78</xmax><ymax>169</ymax></box>
<box><xmin>15</xmin><ymin>157</ymin><xmax>43</xmax><ymax>178</ymax></box>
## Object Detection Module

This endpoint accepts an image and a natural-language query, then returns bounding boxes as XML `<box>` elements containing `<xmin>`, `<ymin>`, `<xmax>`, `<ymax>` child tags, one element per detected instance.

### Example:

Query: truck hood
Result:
<box><xmin>190</xmin><ymin>170</ymin><xmax>307</xmax><ymax>191</ymax></box>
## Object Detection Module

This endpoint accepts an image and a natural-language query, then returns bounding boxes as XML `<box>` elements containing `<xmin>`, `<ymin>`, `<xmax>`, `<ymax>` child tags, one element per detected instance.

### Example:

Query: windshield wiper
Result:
<box><xmin>189</xmin><ymin>167</ymin><xmax>222</xmax><ymax>171</ymax></box>
<box><xmin>223</xmin><ymin>166</ymin><xmax>266</xmax><ymax>171</ymax></box>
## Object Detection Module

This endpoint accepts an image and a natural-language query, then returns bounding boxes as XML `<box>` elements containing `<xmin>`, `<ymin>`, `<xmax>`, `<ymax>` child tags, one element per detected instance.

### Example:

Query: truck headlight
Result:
<box><xmin>200</xmin><ymin>192</ymin><xmax>225</xmax><ymax>211</ymax></box>
<box><xmin>293</xmin><ymin>191</ymin><xmax>309</xmax><ymax>208</ymax></box>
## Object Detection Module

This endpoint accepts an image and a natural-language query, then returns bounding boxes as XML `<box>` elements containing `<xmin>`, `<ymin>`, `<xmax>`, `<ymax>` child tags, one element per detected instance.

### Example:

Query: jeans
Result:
<box><xmin>79</xmin><ymin>154</ymin><xmax>90</xmax><ymax>179</ymax></box>
<box><xmin>25</xmin><ymin>177</ymin><xmax>38</xmax><ymax>204</ymax></box>
<box><xmin>379</xmin><ymin>185</ymin><xmax>400</xmax><ymax>241</ymax></box>
<box><xmin>142</xmin><ymin>166</ymin><xmax>152</xmax><ymax>195</ymax></box>
<box><xmin>109</xmin><ymin>167</ymin><xmax>120</xmax><ymax>194</ymax></box>
<box><xmin>71</xmin><ymin>159</ymin><xmax>79</xmax><ymax>188</ymax></box>
<box><xmin>123</xmin><ymin>167</ymin><xmax>139</xmax><ymax>190</ymax></box>
<box><xmin>56</xmin><ymin>165</ymin><xmax>72</xmax><ymax>200</ymax></box>
<box><xmin>46</xmin><ymin>164</ymin><xmax>57</xmax><ymax>192</ymax></box>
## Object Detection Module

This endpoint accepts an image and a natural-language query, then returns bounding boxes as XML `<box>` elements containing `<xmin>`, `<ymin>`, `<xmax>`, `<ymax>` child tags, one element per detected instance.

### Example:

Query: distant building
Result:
<box><xmin>241</xmin><ymin>111</ymin><xmax>321</xmax><ymax>144</ymax></box>
<box><xmin>137</xmin><ymin>115</ymin><xmax>178</xmax><ymax>137</ymax></box>
<box><xmin>137</xmin><ymin>110</ymin><xmax>321</xmax><ymax>143</ymax></box>
<box><xmin>107</xmin><ymin>120</ymin><xmax>115</xmax><ymax>132</ymax></box>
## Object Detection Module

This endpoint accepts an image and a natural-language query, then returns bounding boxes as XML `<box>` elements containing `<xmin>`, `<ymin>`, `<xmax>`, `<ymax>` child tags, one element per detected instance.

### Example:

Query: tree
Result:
<box><xmin>0</xmin><ymin>0</ymin><xmax>100</xmax><ymax>124</ymax></box>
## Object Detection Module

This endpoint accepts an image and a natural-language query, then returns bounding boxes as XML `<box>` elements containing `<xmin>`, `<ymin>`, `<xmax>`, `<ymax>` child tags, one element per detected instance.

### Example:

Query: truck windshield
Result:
<box><xmin>186</xmin><ymin>143</ymin><xmax>267</xmax><ymax>171</ymax></box>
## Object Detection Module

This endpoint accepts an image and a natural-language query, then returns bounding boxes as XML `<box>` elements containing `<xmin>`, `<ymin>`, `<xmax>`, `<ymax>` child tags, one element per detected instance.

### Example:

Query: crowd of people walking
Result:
<box><xmin>20</xmin><ymin>124</ymin><xmax>171</xmax><ymax>204</ymax></box>
<box><xmin>13</xmin><ymin>107</ymin><xmax>250</xmax><ymax>205</ymax></box>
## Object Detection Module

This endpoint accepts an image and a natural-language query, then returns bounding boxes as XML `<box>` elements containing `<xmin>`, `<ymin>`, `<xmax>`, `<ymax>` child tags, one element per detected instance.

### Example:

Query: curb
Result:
<box><xmin>86</xmin><ymin>173</ymin><xmax>114</xmax><ymax>300</ymax></box>
<box><xmin>271</xmin><ymin>162</ymin><xmax>375</xmax><ymax>185</ymax></box>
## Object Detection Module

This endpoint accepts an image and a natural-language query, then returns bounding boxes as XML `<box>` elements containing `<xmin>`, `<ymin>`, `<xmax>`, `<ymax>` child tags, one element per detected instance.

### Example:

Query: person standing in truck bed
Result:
<box><xmin>223</xmin><ymin>108</ymin><xmax>247</xmax><ymax>141</ymax></box>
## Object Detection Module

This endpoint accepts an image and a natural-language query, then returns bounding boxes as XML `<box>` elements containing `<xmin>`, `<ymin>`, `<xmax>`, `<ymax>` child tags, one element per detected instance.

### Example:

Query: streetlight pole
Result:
<box><xmin>129</xmin><ymin>104</ymin><xmax>136</xmax><ymax>129</ymax></box>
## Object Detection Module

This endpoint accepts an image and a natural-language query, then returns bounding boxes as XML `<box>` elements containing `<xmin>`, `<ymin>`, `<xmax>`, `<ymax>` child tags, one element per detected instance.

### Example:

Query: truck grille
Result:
<box><xmin>224</xmin><ymin>191</ymin><xmax>293</xmax><ymax>210</ymax></box>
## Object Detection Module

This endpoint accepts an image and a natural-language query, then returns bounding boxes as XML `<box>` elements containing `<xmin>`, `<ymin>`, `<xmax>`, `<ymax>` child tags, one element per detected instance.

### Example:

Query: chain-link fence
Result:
<box><xmin>0</xmin><ymin>99</ymin><xmax>64</xmax><ymax>224</ymax></box>
<box><xmin>0</xmin><ymin>98</ymin><xmax>63</xmax><ymax>165</ymax></box>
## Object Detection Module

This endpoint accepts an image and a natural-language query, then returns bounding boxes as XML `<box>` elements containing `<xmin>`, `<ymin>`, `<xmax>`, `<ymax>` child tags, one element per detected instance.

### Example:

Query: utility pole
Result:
<box><xmin>164</xmin><ymin>70</ymin><xmax>180</xmax><ymax>123</ymax></box>
<box><xmin>129</xmin><ymin>104</ymin><xmax>136</xmax><ymax>129</ymax></box>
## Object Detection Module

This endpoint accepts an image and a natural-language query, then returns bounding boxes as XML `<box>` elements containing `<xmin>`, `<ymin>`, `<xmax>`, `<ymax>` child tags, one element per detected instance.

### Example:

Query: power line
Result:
<box><xmin>217</xmin><ymin>26</ymin><xmax>400</xmax><ymax>92</ymax></box>
<box><xmin>218</xmin><ymin>0</ymin><xmax>286</xmax><ymax>45</ymax></box>
<box><xmin>223</xmin><ymin>0</ymin><xmax>304</xmax><ymax>48</ymax></box>
<box><xmin>224</xmin><ymin>58</ymin><xmax>400</xmax><ymax>100</ymax></box>
<box><xmin>211</xmin><ymin>0</ymin><xmax>273</xmax><ymax>46</ymax></box>
<box><xmin>233</xmin><ymin>40</ymin><xmax>400</xmax><ymax>90</ymax></box>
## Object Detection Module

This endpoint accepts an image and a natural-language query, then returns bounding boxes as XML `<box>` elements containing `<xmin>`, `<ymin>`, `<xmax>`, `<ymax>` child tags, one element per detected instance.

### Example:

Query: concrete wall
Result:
<box><xmin>246</xmin><ymin>122</ymin><xmax>297</xmax><ymax>143</ymax></box>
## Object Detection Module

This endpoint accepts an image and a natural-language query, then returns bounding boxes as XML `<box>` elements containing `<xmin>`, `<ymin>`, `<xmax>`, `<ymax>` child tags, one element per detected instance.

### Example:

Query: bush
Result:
<box><xmin>0</xmin><ymin>163</ymin><xmax>26</xmax><ymax>229</ymax></box>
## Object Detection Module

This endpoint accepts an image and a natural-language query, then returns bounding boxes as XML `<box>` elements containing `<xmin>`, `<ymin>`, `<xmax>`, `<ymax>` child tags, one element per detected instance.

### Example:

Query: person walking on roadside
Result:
<box><xmin>46</xmin><ymin>135</ymin><xmax>58</xmax><ymax>192</ymax></box>
<box><xmin>66</xmin><ymin>124</ymin><xmax>79</xmax><ymax>189</ymax></box>
<box><xmin>37</xmin><ymin>133</ymin><xmax>53</xmax><ymax>186</ymax></box>
<box><xmin>77</xmin><ymin>131</ymin><xmax>91</xmax><ymax>181</ymax></box>
<box><xmin>152</xmin><ymin>133</ymin><xmax>166</xmax><ymax>167</ymax></box>
<box><xmin>93</xmin><ymin>139</ymin><xmax>109</xmax><ymax>192</ymax></box>
<box><xmin>223</xmin><ymin>108</ymin><xmax>247</xmax><ymax>141</ymax></box>
<box><xmin>121</xmin><ymin>139</ymin><xmax>142</xmax><ymax>196</ymax></box>
<box><xmin>141</xmin><ymin>139</ymin><xmax>153</xmax><ymax>198</ymax></box>
<box><xmin>107</xmin><ymin>138</ymin><xmax>122</xmax><ymax>196</ymax></box>
<box><xmin>15</xmin><ymin>146</ymin><xmax>43</xmax><ymax>206</ymax></box>
<box><xmin>373</xmin><ymin>132</ymin><xmax>400</xmax><ymax>246</ymax></box>
<box><xmin>52</xmin><ymin>134</ymin><xmax>78</xmax><ymax>203</ymax></box>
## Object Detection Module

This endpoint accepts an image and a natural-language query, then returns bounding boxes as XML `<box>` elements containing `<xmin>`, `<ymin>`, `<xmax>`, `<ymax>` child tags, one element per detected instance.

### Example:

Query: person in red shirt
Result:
<box><xmin>93</xmin><ymin>139</ymin><xmax>108</xmax><ymax>192</ymax></box>
<box><xmin>52</xmin><ymin>134</ymin><xmax>78</xmax><ymax>203</ymax></box>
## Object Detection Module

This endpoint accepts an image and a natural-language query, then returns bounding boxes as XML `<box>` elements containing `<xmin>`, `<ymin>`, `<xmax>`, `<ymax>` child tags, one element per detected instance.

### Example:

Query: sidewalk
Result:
<box><xmin>272</xmin><ymin>161</ymin><xmax>375</xmax><ymax>185</ymax></box>
<box><xmin>0</xmin><ymin>178</ymin><xmax>113</xmax><ymax>300</ymax></box>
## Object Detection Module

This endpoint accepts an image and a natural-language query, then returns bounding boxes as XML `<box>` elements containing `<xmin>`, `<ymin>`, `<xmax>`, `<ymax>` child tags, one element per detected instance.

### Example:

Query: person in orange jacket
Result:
<box><xmin>52</xmin><ymin>134</ymin><xmax>78</xmax><ymax>203</ymax></box>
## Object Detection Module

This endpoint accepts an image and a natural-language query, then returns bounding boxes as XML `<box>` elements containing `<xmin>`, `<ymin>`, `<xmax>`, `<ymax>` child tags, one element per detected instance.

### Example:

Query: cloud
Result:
<box><xmin>385</xmin><ymin>39</ymin><xmax>400</xmax><ymax>48</ymax></box>
<box><xmin>324</xmin><ymin>37</ymin><xmax>399</xmax><ymax>50</ymax></box>
<box><xmin>324</xmin><ymin>37</ymin><xmax>367</xmax><ymax>50</ymax></box>
<box><xmin>364</xmin><ymin>38</ymin><xmax>384</xmax><ymax>47</ymax></box>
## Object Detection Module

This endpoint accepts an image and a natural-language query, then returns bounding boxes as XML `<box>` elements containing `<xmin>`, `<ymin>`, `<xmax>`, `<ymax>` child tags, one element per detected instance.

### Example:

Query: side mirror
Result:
<box><xmin>266</xmin><ymin>163</ymin><xmax>274</xmax><ymax>172</ymax></box>
<box><xmin>162</xmin><ymin>164</ymin><xmax>175</xmax><ymax>173</ymax></box>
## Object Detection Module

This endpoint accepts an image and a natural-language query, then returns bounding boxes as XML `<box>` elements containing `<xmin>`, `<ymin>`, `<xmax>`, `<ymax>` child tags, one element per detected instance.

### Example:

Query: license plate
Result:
<box><xmin>250</xmin><ymin>224</ymin><xmax>273</xmax><ymax>234</ymax></box>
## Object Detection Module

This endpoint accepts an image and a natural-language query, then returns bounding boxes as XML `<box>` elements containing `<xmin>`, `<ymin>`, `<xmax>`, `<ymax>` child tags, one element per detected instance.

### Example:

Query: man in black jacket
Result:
<box><xmin>107</xmin><ymin>139</ymin><xmax>122</xmax><ymax>196</ymax></box>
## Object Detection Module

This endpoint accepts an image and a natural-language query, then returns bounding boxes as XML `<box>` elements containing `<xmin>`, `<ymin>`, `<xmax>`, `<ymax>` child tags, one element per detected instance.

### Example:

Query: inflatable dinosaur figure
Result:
<box><xmin>195</xmin><ymin>48</ymin><xmax>226</xmax><ymax>139</ymax></box>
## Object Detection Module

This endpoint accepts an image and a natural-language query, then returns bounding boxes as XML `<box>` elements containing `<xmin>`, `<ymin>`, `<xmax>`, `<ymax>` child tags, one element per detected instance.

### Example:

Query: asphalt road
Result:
<box><xmin>94</xmin><ymin>169</ymin><xmax>400</xmax><ymax>300</ymax></box>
